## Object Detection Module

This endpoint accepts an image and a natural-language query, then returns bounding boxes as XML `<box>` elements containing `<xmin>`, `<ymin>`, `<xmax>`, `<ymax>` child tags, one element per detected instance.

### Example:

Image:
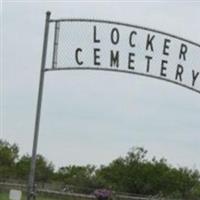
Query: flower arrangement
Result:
<box><xmin>94</xmin><ymin>189</ymin><xmax>112</xmax><ymax>200</ymax></box>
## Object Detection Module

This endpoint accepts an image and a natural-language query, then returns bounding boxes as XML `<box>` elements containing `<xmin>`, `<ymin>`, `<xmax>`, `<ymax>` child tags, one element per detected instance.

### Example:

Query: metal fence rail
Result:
<box><xmin>0</xmin><ymin>182</ymin><xmax>162</xmax><ymax>200</ymax></box>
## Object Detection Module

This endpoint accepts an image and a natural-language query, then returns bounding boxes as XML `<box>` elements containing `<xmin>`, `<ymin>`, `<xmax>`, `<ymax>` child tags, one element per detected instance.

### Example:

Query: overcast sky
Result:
<box><xmin>1</xmin><ymin>1</ymin><xmax>200</xmax><ymax>170</ymax></box>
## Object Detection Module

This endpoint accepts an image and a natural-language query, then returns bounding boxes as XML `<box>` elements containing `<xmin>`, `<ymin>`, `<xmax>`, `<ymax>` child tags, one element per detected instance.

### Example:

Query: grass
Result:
<box><xmin>0</xmin><ymin>192</ymin><xmax>69</xmax><ymax>200</ymax></box>
<box><xmin>0</xmin><ymin>193</ymin><xmax>8</xmax><ymax>200</ymax></box>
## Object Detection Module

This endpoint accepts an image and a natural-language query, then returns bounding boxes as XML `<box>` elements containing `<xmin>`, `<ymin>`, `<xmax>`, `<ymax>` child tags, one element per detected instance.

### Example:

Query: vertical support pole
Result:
<box><xmin>27</xmin><ymin>11</ymin><xmax>51</xmax><ymax>200</ymax></box>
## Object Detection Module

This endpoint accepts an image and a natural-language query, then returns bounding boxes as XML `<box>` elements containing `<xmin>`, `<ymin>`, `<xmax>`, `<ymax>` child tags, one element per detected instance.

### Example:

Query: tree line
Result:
<box><xmin>0</xmin><ymin>139</ymin><xmax>200</xmax><ymax>199</ymax></box>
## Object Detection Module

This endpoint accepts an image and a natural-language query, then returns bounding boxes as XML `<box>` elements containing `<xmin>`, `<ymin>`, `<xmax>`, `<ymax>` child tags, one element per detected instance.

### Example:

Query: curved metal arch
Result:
<box><xmin>49</xmin><ymin>18</ymin><xmax>200</xmax><ymax>47</ymax></box>
<box><xmin>47</xmin><ymin>18</ymin><xmax>200</xmax><ymax>95</ymax></box>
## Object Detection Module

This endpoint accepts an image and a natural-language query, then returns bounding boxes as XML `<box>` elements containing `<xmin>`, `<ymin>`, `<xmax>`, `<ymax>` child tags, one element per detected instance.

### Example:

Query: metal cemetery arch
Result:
<box><xmin>27</xmin><ymin>12</ymin><xmax>200</xmax><ymax>200</ymax></box>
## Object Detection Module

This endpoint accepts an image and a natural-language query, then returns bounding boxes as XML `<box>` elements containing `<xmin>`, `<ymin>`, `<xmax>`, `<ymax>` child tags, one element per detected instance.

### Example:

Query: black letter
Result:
<box><xmin>129</xmin><ymin>31</ymin><xmax>137</xmax><ymax>47</ymax></box>
<box><xmin>175</xmin><ymin>64</ymin><xmax>184</xmax><ymax>82</ymax></box>
<box><xmin>146</xmin><ymin>34</ymin><xmax>155</xmax><ymax>52</ymax></box>
<box><xmin>192</xmin><ymin>70</ymin><xmax>199</xmax><ymax>86</ymax></box>
<box><xmin>145</xmin><ymin>55</ymin><xmax>152</xmax><ymax>73</ymax></box>
<box><xmin>179</xmin><ymin>43</ymin><xmax>188</xmax><ymax>61</ymax></box>
<box><xmin>128</xmin><ymin>53</ymin><xmax>135</xmax><ymax>70</ymax></box>
<box><xmin>110</xmin><ymin>50</ymin><xmax>119</xmax><ymax>67</ymax></box>
<box><xmin>111</xmin><ymin>28</ymin><xmax>120</xmax><ymax>45</ymax></box>
<box><xmin>93</xmin><ymin>26</ymin><xmax>100</xmax><ymax>43</ymax></box>
<box><xmin>163</xmin><ymin>38</ymin><xmax>171</xmax><ymax>56</ymax></box>
<box><xmin>94</xmin><ymin>48</ymin><xmax>101</xmax><ymax>66</ymax></box>
<box><xmin>160</xmin><ymin>60</ymin><xmax>168</xmax><ymax>77</ymax></box>
<box><xmin>75</xmin><ymin>48</ymin><xmax>83</xmax><ymax>65</ymax></box>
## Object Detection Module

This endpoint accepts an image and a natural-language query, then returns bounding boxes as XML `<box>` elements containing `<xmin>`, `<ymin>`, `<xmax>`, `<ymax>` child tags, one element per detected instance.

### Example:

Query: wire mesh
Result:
<box><xmin>48</xmin><ymin>20</ymin><xmax>200</xmax><ymax>94</ymax></box>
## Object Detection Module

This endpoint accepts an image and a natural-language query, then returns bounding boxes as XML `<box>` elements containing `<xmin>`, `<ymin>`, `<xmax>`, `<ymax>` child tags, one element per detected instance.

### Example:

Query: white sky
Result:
<box><xmin>1</xmin><ymin>1</ymin><xmax>200</xmax><ymax>170</ymax></box>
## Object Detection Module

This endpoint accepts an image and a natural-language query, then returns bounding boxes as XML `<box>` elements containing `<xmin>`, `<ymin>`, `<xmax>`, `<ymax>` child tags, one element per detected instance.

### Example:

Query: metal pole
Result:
<box><xmin>27</xmin><ymin>11</ymin><xmax>51</xmax><ymax>200</ymax></box>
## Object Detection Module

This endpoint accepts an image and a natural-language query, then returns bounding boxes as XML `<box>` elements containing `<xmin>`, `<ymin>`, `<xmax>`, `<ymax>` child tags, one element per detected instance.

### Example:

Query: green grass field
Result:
<box><xmin>0</xmin><ymin>192</ymin><xmax>66</xmax><ymax>200</ymax></box>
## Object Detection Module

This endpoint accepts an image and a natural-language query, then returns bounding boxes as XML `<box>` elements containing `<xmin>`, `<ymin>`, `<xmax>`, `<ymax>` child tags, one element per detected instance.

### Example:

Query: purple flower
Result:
<box><xmin>94</xmin><ymin>189</ymin><xmax>112</xmax><ymax>200</ymax></box>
